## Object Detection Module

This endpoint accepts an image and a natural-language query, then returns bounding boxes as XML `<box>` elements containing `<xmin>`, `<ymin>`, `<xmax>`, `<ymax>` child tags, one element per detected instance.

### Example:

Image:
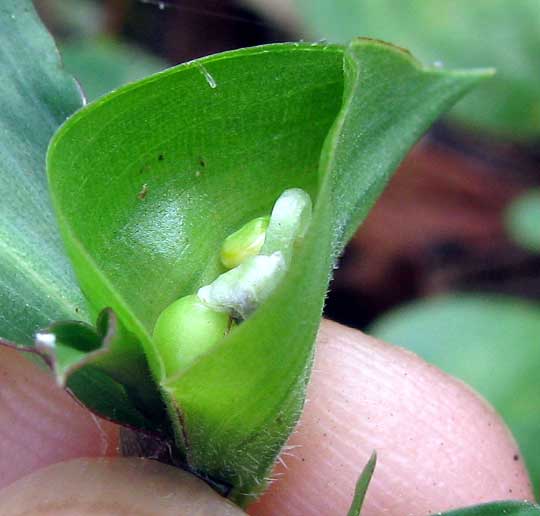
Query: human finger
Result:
<box><xmin>249</xmin><ymin>320</ymin><xmax>533</xmax><ymax>515</ymax></box>
<box><xmin>0</xmin><ymin>457</ymin><xmax>245</xmax><ymax>515</ymax></box>
<box><xmin>0</xmin><ymin>345</ymin><xmax>118</xmax><ymax>489</ymax></box>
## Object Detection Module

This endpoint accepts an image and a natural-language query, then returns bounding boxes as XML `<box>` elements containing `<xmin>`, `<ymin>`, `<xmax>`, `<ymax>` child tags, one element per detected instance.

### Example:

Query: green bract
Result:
<box><xmin>0</xmin><ymin>0</ymin><xmax>488</xmax><ymax>506</ymax></box>
<box><xmin>46</xmin><ymin>41</ymin><xmax>487</xmax><ymax>502</ymax></box>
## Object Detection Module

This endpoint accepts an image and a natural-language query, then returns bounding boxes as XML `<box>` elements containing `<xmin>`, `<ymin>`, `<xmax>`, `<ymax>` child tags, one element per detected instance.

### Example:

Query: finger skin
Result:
<box><xmin>249</xmin><ymin>320</ymin><xmax>533</xmax><ymax>516</ymax></box>
<box><xmin>0</xmin><ymin>345</ymin><xmax>118</xmax><ymax>489</ymax></box>
<box><xmin>0</xmin><ymin>457</ymin><xmax>246</xmax><ymax>516</ymax></box>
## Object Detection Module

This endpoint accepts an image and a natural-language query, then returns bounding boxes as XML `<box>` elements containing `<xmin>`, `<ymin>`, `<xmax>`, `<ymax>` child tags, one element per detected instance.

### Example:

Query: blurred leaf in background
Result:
<box><xmin>370</xmin><ymin>294</ymin><xmax>540</xmax><ymax>496</ymax></box>
<box><xmin>61</xmin><ymin>38</ymin><xmax>167</xmax><ymax>101</ymax></box>
<box><xmin>505</xmin><ymin>188</ymin><xmax>540</xmax><ymax>254</ymax></box>
<box><xmin>36</xmin><ymin>0</ymin><xmax>105</xmax><ymax>38</ymax></box>
<box><xmin>291</xmin><ymin>0</ymin><xmax>540</xmax><ymax>140</ymax></box>
<box><xmin>36</xmin><ymin>0</ymin><xmax>167</xmax><ymax>101</ymax></box>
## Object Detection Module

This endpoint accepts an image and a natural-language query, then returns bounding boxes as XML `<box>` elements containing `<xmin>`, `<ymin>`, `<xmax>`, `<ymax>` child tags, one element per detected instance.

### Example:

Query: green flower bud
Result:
<box><xmin>220</xmin><ymin>216</ymin><xmax>269</xmax><ymax>270</ymax></box>
<box><xmin>153</xmin><ymin>294</ymin><xmax>231</xmax><ymax>379</ymax></box>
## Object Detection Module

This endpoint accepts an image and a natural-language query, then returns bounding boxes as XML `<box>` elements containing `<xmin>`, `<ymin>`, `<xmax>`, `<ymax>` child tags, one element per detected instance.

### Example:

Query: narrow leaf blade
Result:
<box><xmin>347</xmin><ymin>452</ymin><xmax>377</xmax><ymax>516</ymax></box>
<box><xmin>0</xmin><ymin>0</ymin><xmax>88</xmax><ymax>346</ymax></box>
<box><xmin>439</xmin><ymin>501</ymin><xmax>540</xmax><ymax>515</ymax></box>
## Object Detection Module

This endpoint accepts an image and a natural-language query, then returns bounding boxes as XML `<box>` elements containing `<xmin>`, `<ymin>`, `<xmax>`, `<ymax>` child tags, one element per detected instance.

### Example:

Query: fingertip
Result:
<box><xmin>0</xmin><ymin>457</ymin><xmax>245</xmax><ymax>515</ymax></box>
<box><xmin>249</xmin><ymin>320</ymin><xmax>533</xmax><ymax>516</ymax></box>
<box><xmin>0</xmin><ymin>345</ymin><xmax>119</xmax><ymax>489</ymax></box>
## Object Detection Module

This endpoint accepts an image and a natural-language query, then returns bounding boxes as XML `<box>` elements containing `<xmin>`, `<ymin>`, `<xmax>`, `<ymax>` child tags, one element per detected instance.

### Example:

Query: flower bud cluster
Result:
<box><xmin>152</xmin><ymin>188</ymin><xmax>312</xmax><ymax>378</ymax></box>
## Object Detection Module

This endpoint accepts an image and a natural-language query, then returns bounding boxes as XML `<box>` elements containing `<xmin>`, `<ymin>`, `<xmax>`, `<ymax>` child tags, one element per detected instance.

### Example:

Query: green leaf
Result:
<box><xmin>439</xmin><ymin>501</ymin><xmax>540</xmax><ymax>515</ymax></box>
<box><xmin>370</xmin><ymin>294</ymin><xmax>540</xmax><ymax>497</ymax></box>
<box><xmin>347</xmin><ymin>452</ymin><xmax>377</xmax><ymax>516</ymax></box>
<box><xmin>47</xmin><ymin>39</ymin><xmax>486</xmax><ymax>501</ymax></box>
<box><xmin>505</xmin><ymin>189</ymin><xmax>540</xmax><ymax>253</ymax></box>
<box><xmin>61</xmin><ymin>38</ymin><xmax>168</xmax><ymax>102</ymax></box>
<box><xmin>0</xmin><ymin>0</ymin><xmax>88</xmax><ymax>346</ymax></box>
<box><xmin>293</xmin><ymin>0</ymin><xmax>540</xmax><ymax>139</ymax></box>
<box><xmin>37</xmin><ymin>0</ymin><xmax>105</xmax><ymax>39</ymax></box>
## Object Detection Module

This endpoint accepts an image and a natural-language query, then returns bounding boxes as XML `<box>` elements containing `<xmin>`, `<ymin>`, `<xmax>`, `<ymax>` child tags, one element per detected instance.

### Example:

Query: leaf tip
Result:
<box><xmin>346</xmin><ymin>451</ymin><xmax>377</xmax><ymax>516</ymax></box>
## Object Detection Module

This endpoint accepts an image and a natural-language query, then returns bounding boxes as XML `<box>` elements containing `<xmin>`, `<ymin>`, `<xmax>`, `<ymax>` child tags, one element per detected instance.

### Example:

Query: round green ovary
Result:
<box><xmin>152</xmin><ymin>294</ymin><xmax>230</xmax><ymax>379</ymax></box>
<box><xmin>220</xmin><ymin>216</ymin><xmax>269</xmax><ymax>269</ymax></box>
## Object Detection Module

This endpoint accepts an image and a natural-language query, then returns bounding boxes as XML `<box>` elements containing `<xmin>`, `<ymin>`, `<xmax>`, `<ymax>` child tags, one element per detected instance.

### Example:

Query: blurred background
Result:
<box><xmin>35</xmin><ymin>0</ymin><xmax>540</xmax><ymax>496</ymax></box>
